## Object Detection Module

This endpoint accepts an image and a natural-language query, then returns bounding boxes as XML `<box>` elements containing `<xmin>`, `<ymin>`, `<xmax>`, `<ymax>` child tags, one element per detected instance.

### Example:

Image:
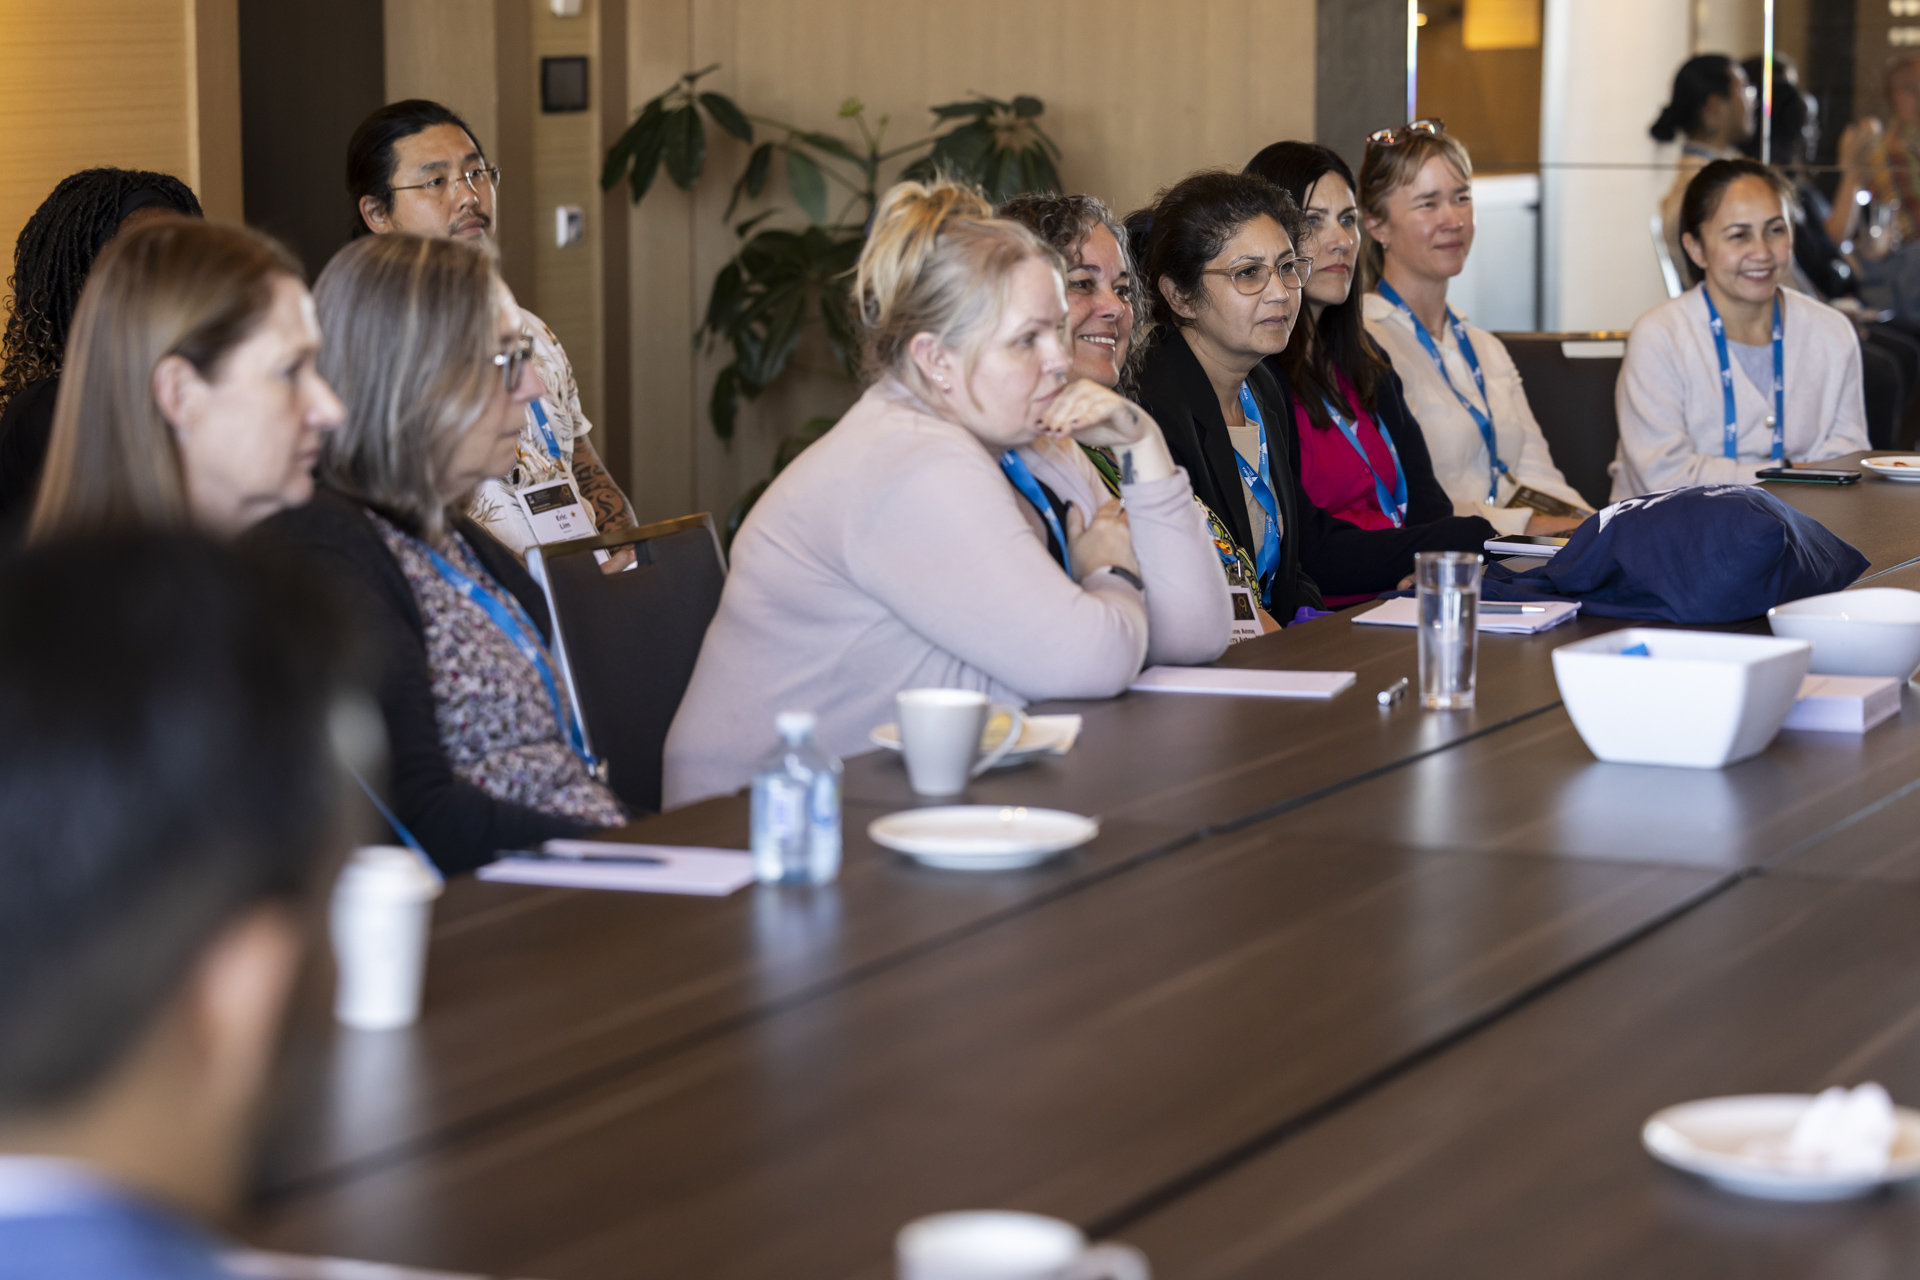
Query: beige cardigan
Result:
<box><xmin>662</xmin><ymin>381</ymin><xmax>1232</xmax><ymax>807</ymax></box>
<box><xmin>1610</xmin><ymin>285</ymin><xmax>1869</xmax><ymax>499</ymax></box>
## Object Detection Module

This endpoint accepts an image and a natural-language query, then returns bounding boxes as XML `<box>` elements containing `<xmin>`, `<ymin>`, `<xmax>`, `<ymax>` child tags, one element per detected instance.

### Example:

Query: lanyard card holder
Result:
<box><xmin>1506</xmin><ymin>485</ymin><xmax>1581</xmax><ymax>517</ymax></box>
<box><xmin>1227</xmin><ymin>584</ymin><xmax>1263</xmax><ymax>643</ymax></box>
<box><xmin>515</xmin><ymin>475</ymin><xmax>597</xmax><ymax>545</ymax></box>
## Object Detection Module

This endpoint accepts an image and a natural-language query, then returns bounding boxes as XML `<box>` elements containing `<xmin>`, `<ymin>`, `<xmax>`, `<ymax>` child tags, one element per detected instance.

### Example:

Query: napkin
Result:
<box><xmin>1351</xmin><ymin>596</ymin><xmax>1582</xmax><ymax>635</ymax></box>
<box><xmin>1743</xmin><ymin>1083</ymin><xmax>1899</xmax><ymax>1175</ymax></box>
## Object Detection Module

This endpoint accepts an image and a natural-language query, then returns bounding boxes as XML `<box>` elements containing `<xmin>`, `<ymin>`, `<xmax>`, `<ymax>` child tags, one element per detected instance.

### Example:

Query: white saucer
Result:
<box><xmin>868</xmin><ymin>714</ymin><xmax>1081</xmax><ymax>769</ymax></box>
<box><xmin>1642</xmin><ymin>1094</ymin><xmax>1920</xmax><ymax>1200</ymax></box>
<box><xmin>867</xmin><ymin>806</ymin><xmax>1099</xmax><ymax>871</ymax></box>
<box><xmin>1862</xmin><ymin>455</ymin><xmax>1920</xmax><ymax>483</ymax></box>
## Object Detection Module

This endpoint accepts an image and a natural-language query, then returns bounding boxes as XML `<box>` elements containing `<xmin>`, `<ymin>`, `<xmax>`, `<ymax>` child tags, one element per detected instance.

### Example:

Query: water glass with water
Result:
<box><xmin>1416</xmin><ymin>551</ymin><xmax>1482</xmax><ymax>710</ymax></box>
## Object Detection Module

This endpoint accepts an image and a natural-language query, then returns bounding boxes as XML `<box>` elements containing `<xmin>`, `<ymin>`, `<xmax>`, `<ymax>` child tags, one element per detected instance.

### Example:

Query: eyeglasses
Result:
<box><xmin>1366</xmin><ymin>118</ymin><xmax>1448</xmax><ymax>149</ymax></box>
<box><xmin>492</xmin><ymin>334</ymin><xmax>533</xmax><ymax>392</ymax></box>
<box><xmin>392</xmin><ymin>165</ymin><xmax>502</xmax><ymax>201</ymax></box>
<box><xmin>1202</xmin><ymin>256</ymin><xmax>1314</xmax><ymax>295</ymax></box>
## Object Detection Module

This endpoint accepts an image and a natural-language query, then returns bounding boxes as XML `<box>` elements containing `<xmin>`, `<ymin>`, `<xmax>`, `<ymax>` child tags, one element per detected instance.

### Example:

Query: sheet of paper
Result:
<box><xmin>1129</xmin><ymin>666</ymin><xmax>1356</xmax><ymax>699</ymax></box>
<box><xmin>1780</xmin><ymin>675</ymin><xmax>1902</xmax><ymax>733</ymax></box>
<box><xmin>225</xmin><ymin>1250</ymin><xmax>504</xmax><ymax>1280</ymax></box>
<box><xmin>476</xmin><ymin>841</ymin><xmax>755</xmax><ymax>896</ymax></box>
<box><xmin>1351</xmin><ymin>596</ymin><xmax>1582</xmax><ymax>634</ymax></box>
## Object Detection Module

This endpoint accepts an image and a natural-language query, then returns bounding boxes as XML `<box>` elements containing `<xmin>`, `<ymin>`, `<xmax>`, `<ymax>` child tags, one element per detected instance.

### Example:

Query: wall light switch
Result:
<box><xmin>551</xmin><ymin>0</ymin><xmax>582</xmax><ymax>16</ymax></box>
<box><xmin>555</xmin><ymin>205</ymin><xmax>584</xmax><ymax>247</ymax></box>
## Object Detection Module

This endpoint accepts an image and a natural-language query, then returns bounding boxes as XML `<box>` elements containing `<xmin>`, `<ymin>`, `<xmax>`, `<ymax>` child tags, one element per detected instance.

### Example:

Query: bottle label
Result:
<box><xmin>769</xmin><ymin>783</ymin><xmax>802</xmax><ymax>839</ymax></box>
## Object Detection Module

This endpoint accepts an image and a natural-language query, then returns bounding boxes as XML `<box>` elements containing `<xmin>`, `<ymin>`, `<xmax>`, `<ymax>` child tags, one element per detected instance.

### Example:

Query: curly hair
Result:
<box><xmin>998</xmin><ymin>191</ymin><xmax>1152</xmax><ymax>387</ymax></box>
<box><xmin>1140</xmin><ymin>170</ymin><xmax>1306</xmax><ymax>336</ymax></box>
<box><xmin>0</xmin><ymin>169</ymin><xmax>203</xmax><ymax>417</ymax></box>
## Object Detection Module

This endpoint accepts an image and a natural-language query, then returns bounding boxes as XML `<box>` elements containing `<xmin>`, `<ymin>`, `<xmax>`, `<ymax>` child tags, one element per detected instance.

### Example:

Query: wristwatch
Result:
<box><xmin>1089</xmin><ymin>564</ymin><xmax>1145</xmax><ymax>592</ymax></box>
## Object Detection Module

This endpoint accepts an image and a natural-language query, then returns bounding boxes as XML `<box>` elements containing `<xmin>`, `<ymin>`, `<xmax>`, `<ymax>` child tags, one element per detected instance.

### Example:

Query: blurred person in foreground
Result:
<box><xmin>347</xmin><ymin>99</ymin><xmax>636</xmax><ymax>565</ymax></box>
<box><xmin>664</xmin><ymin>180</ymin><xmax>1229</xmax><ymax>807</ymax></box>
<box><xmin>0</xmin><ymin>168</ymin><xmax>204</xmax><ymax>538</ymax></box>
<box><xmin>28</xmin><ymin>217</ymin><xmax>342</xmax><ymax>542</ymax></box>
<box><xmin>257</xmin><ymin>234</ymin><xmax>626</xmax><ymax>872</ymax></box>
<box><xmin>0</xmin><ymin>532</ymin><xmax>361</xmax><ymax>1279</ymax></box>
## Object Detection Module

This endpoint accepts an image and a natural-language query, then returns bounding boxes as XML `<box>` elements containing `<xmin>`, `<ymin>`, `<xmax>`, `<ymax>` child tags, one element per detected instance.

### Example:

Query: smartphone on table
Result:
<box><xmin>1757</xmin><ymin>467</ymin><xmax>1860</xmax><ymax>485</ymax></box>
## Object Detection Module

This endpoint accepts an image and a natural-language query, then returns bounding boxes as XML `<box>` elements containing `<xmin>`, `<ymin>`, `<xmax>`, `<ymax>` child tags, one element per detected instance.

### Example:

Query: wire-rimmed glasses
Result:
<box><xmin>491</xmin><ymin>334</ymin><xmax>533</xmax><ymax>393</ymax></box>
<box><xmin>1202</xmin><ymin>256</ymin><xmax>1314</xmax><ymax>295</ymax></box>
<box><xmin>392</xmin><ymin>165</ymin><xmax>502</xmax><ymax>202</ymax></box>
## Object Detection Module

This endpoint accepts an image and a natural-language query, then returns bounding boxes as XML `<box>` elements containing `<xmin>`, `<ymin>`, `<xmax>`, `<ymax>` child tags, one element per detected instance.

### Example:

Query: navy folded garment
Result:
<box><xmin>1481</xmin><ymin>485</ymin><xmax>1867</xmax><ymax>623</ymax></box>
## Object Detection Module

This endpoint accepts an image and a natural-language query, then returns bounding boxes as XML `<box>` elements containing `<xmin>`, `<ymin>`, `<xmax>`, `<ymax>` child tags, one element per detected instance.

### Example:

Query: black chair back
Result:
<box><xmin>527</xmin><ymin>514</ymin><xmax>726</xmax><ymax>814</ymax></box>
<box><xmin>1494</xmin><ymin>331</ymin><xmax>1627</xmax><ymax>510</ymax></box>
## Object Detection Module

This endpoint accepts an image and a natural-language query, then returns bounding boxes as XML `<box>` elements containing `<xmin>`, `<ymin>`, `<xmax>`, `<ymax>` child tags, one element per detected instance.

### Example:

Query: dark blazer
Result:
<box><xmin>252</xmin><ymin>486</ymin><xmax>601</xmax><ymax>875</ymax></box>
<box><xmin>1136</xmin><ymin>329</ymin><xmax>1322</xmax><ymax>619</ymax></box>
<box><xmin>0</xmin><ymin>375</ymin><xmax>57</xmax><ymax>544</ymax></box>
<box><xmin>1263</xmin><ymin>350</ymin><xmax>1498</xmax><ymax>595</ymax></box>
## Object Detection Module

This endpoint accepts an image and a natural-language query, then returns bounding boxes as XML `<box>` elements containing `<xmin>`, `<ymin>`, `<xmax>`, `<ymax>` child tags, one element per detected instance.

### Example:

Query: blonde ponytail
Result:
<box><xmin>854</xmin><ymin>179</ymin><xmax>1060</xmax><ymax>392</ymax></box>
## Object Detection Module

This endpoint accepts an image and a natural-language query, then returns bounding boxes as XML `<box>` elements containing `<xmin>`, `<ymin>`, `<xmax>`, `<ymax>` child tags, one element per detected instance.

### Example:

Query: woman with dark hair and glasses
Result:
<box><xmin>1131</xmin><ymin>170</ymin><xmax>1327</xmax><ymax>624</ymax></box>
<box><xmin>257</xmin><ymin>234</ymin><xmax>625</xmax><ymax>874</ymax></box>
<box><xmin>1360</xmin><ymin>122</ymin><xmax>1590</xmax><ymax>537</ymax></box>
<box><xmin>1243</xmin><ymin>141</ymin><xmax>1494</xmax><ymax>607</ymax></box>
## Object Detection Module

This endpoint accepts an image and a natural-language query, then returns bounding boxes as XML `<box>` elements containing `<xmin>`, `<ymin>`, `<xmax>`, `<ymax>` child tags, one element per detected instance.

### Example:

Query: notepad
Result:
<box><xmin>1779</xmin><ymin>675</ymin><xmax>1903</xmax><ymax>734</ymax></box>
<box><xmin>476</xmin><ymin>841</ymin><xmax>756</xmax><ymax>895</ymax></box>
<box><xmin>1352</xmin><ymin>596</ymin><xmax>1582</xmax><ymax>635</ymax></box>
<box><xmin>1129</xmin><ymin>666</ymin><xmax>1356</xmax><ymax>698</ymax></box>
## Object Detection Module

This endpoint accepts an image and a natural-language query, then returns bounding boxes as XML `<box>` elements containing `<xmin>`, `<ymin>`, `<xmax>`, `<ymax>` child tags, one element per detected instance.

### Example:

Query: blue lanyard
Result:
<box><xmin>1377</xmin><ymin>280</ymin><xmax>1507</xmax><ymax>501</ymax></box>
<box><xmin>1702</xmin><ymin>289</ymin><xmax>1786</xmax><ymax>461</ymax></box>
<box><xmin>528</xmin><ymin>400</ymin><xmax>562</xmax><ymax>462</ymax></box>
<box><xmin>1322</xmin><ymin>393</ymin><xmax>1408</xmax><ymax>528</ymax></box>
<box><xmin>1233</xmin><ymin>384</ymin><xmax>1283</xmax><ymax>605</ymax></box>
<box><xmin>1000</xmin><ymin>451</ymin><xmax>1071</xmax><ymax>575</ymax></box>
<box><xmin>419</xmin><ymin>540</ymin><xmax>597</xmax><ymax>769</ymax></box>
<box><xmin>348</xmin><ymin>768</ymin><xmax>444</xmax><ymax>886</ymax></box>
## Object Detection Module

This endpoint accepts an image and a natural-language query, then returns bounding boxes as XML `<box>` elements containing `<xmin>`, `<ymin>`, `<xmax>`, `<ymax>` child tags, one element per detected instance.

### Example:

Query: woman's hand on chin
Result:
<box><xmin>1039</xmin><ymin>380</ymin><xmax>1153</xmax><ymax>448</ymax></box>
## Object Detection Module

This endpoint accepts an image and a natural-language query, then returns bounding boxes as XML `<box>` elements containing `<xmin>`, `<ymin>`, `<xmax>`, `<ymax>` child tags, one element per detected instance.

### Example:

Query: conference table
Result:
<box><xmin>247</xmin><ymin>455</ymin><xmax>1920</xmax><ymax>1280</ymax></box>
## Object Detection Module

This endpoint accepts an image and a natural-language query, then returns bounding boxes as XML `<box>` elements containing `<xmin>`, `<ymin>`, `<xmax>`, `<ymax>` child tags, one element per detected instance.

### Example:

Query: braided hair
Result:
<box><xmin>0</xmin><ymin>169</ymin><xmax>203</xmax><ymax>416</ymax></box>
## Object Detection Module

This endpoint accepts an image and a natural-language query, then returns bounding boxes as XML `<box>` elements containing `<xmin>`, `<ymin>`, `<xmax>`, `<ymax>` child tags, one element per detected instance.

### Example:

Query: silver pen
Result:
<box><xmin>1377</xmin><ymin>677</ymin><xmax>1409</xmax><ymax>706</ymax></box>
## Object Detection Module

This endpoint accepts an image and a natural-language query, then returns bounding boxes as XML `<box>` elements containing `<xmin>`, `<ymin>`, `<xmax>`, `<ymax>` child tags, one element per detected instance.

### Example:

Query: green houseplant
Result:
<box><xmin>602</xmin><ymin>66</ymin><xmax>1064</xmax><ymax>456</ymax></box>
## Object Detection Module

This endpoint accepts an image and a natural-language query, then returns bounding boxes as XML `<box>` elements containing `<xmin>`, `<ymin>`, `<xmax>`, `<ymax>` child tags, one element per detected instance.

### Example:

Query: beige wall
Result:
<box><xmin>0</xmin><ymin>0</ymin><xmax>241</xmax><ymax>309</ymax></box>
<box><xmin>623</xmin><ymin>0</ymin><xmax>1317</xmax><ymax>524</ymax></box>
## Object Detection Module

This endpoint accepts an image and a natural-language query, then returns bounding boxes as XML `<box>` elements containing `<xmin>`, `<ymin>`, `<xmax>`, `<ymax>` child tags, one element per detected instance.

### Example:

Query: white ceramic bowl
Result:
<box><xmin>1552</xmin><ymin>628</ymin><xmax>1811</xmax><ymax>768</ymax></box>
<box><xmin>1767</xmin><ymin>588</ymin><xmax>1920</xmax><ymax>680</ymax></box>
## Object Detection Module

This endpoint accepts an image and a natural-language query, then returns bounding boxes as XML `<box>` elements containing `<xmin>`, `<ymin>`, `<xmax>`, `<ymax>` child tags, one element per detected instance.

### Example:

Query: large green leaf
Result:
<box><xmin>698</xmin><ymin>91</ymin><xmax>753</xmax><ymax>143</ymax></box>
<box><xmin>603</xmin><ymin>99</ymin><xmax>667</xmax><ymax>196</ymax></box>
<box><xmin>785</xmin><ymin>150</ymin><xmax>828</xmax><ymax>225</ymax></box>
<box><xmin>1012</xmin><ymin>95</ymin><xmax>1044</xmax><ymax>119</ymax></box>
<box><xmin>773</xmin><ymin>417</ymin><xmax>836</xmax><ymax>473</ymax></box>
<box><xmin>928</xmin><ymin>99</ymin><xmax>997</xmax><ymax>121</ymax></box>
<box><xmin>725</xmin><ymin>141</ymin><xmax>775</xmax><ymax>220</ymax></box>
<box><xmin>662</xmin><ymin>104</ymin><xmax>707</xmax><ymax>189</ymax></box>
<box><xmin>627</xmin><ymin>116</ymin><xmax>671</xmax><ymax>201</ymax></box>
<box><xmin>703</xmin><ymin>261</ymin><xmax>745</xmax><ymax>334</ymax></box>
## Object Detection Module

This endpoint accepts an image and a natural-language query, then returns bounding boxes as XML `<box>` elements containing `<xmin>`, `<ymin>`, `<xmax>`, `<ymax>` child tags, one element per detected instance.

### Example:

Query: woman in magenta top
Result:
<box><xmin>1246</xmin><ymin>141</ymin><xmax>1494</xmax><ymax>607</ymax></box>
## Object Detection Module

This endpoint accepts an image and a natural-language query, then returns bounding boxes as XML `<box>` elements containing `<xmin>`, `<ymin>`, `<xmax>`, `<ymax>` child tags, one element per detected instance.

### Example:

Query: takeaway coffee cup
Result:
<box><xmin>896</xmin><ymin>1211</ymin><xmax>1150</xmax><ymax>1280</ymax></box>
<box><xmin>896</xmin><ymin>689</ymin><xmax>1026</xmax><ymax>797</ymax></box>
<box><xmin>330</xmin><ymin>845</ymin><xmax>444</xmax><ymax>1030</ymax></box>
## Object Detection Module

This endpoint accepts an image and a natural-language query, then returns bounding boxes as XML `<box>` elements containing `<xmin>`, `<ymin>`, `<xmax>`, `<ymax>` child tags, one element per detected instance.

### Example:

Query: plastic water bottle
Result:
<box><xmin>750</xmin><ymin>710</ymin><xmax>842</xmax><ymax>885</ymax></box>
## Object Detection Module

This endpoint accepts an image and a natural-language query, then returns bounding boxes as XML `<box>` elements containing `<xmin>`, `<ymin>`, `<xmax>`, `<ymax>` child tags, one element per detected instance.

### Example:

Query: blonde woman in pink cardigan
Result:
<box><xmin>664</xmin><ymin>181</ymin><xmax>1230</xmax><ymax>806</ymax></box>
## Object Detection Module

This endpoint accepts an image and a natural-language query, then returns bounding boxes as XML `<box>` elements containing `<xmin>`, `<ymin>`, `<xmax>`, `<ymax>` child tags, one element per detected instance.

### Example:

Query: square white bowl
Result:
<box><xmin>1767</xmin><ymin>588</ymin><xmax>1920</xmax><ymax>680</ymax></box>
<box><xmin>1552</xmin><ymin>629</ymin><xmax>1812</xmax><ymax>768</ymax></box>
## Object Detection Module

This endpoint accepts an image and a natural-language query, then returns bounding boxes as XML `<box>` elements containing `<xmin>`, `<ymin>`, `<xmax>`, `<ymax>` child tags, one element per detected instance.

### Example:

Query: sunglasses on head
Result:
<box><xmin>1366</xmin><ymin>118</ymin><xmax>1448</xmax><ymax>150</ymax></box>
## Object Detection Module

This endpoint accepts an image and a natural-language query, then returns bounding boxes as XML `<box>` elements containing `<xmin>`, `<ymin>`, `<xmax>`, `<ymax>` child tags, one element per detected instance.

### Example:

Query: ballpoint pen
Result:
<box><xmin>504</xmin><ymin>849</ymin><xmax>668</xmax><ymax>866</ymax></box>
<box><xmin>1377</xmin><ymin>677</ymin><xmax>1409</xmax><ymax>706</ymax></box>
<box><xmin>1481</xmin><ymin>603</ymin><xmax>1549</xmax><ymax>614</ymax></box>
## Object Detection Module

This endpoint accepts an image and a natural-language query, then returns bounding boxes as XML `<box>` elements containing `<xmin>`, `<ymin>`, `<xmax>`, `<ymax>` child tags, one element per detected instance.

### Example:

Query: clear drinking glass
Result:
<box><xmin>1416</xmin><ymin>551</ymin><xmax>1483</xmax><ymax>710</ymax></box>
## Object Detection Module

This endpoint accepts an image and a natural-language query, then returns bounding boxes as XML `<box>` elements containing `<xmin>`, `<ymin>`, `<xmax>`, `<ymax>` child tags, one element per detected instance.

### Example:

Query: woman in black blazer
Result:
<box><xmin>1134</xmin><ymin>169</ymin><xmax>1493</xmax><ymax>622</ymax></box>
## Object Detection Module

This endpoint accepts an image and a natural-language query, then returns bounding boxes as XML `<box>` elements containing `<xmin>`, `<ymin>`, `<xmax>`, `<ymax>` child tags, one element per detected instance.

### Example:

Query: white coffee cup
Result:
<box><xmin>895</xmin><ymin>689</ymin><xmax>1026</xmax><ymax>797</ymax></box>
<box><xmin>329</xmin><ymin>845</ymin><xmax>444</xmax><ymax>1030</ymax></box>
<box><xmin>896</xmin><ymin>1211</ymin><xmax>1149</xmax><ymax>1280</ymax></box>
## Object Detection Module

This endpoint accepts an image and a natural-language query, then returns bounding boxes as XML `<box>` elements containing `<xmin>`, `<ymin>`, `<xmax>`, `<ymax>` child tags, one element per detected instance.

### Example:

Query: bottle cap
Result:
<box><xmin>775</xmin><ymin>709</ymin><xmax>817</xmax><ymax>742</ymax></box>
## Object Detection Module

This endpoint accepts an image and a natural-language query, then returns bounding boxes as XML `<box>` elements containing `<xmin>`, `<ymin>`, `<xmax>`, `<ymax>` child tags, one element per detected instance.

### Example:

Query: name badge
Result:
<box><xmin>1228</xmin><ymin>585</ymin><xmax>1263</xmax><ymax>644</ymax></box>
<box><xmin>515</xmin><ymin>477</ymin><xmax>596</xmax><ymax>544</ymax></box>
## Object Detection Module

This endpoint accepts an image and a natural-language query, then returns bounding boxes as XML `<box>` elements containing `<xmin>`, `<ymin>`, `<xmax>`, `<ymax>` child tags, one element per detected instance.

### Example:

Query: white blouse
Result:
<box><xmin>1610</xmin><ymin>285</ymin><xmax>1869</xmax><ymax>499</ymax></box>
<box><xmin>1363</xmin><ymin>293</ymin><xmax>1590</xmax><ymax>535</ymax></box>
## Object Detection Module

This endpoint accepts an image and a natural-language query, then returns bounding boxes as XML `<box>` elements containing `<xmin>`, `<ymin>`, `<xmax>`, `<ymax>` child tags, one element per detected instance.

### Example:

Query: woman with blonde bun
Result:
<box><xmin>664</xmin><ymin>181</ymin><xmax>1230</xmax><ymax>807</ymax></box>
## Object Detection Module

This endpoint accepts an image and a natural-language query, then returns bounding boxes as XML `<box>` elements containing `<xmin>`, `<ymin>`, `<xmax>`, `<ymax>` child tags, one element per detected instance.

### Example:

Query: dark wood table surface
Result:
<box><xmin>245</xmin><ymin>469</ymin><xmax>1920</xmax><ymax>1278</ymax></box>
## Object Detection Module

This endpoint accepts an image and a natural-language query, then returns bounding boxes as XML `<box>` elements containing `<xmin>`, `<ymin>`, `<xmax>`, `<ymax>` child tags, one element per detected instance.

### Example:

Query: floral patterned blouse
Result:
<box><xmin>372</xmin><ymin>511</ymin><xmax>626</xmax><ymax>828</ymax></box>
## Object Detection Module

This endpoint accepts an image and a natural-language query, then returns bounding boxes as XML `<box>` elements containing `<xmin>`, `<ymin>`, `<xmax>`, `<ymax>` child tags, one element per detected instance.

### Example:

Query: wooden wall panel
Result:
<box><xmin>530</xmin><ymin>0</ymin><xmax>604</xmax><ymax>429</ymax></box>
<box><xmin>622</xmin><ymin>0</ymin><xmax>1316</xmax><ymax>523</ymax></box>
<box><xmin>0</xmin><ymin>0</ymin><xmax>198</xmax><ymax>308</ymax></box>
